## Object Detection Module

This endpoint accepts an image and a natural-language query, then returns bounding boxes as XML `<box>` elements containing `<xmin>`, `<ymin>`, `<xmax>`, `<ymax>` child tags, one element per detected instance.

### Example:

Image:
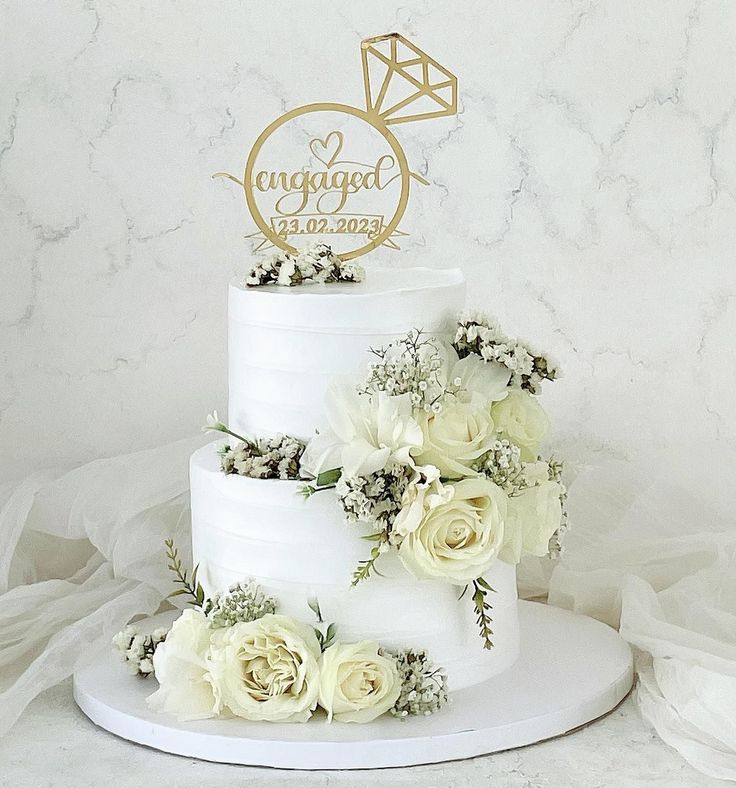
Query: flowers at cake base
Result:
<box><xmin>318</xmin><ymin>641</ymin><xmax>402</xmax><ymax>723</ymax></box>
<box><xmin>244</xmin><ymin>242</ymin><xmax>364</xmax><ymax>288</ymax></box>
<box><xmin>208</xmin><ymin>614</ymin><xmax>322</xmax><ymax>723</ymax></box>
<box><xmin>300</xmin><ymin>315</ymin><xmax>568</xmax><ymax>650</ymax></box>
<box><xmin>115</xmin><ymin>555</ymin><xmax>450</xmax><ymax>725</ymax></box>
<box><xmin>146</xmin><ymin>609</ymin><xmax>222</xmax><ymax>721</ymax></box>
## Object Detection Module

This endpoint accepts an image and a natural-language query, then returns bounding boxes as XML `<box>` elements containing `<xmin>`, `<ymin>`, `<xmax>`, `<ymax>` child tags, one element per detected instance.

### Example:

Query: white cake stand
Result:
<box><xmin>73</xmin><ymin>601</ymin><xmax>633</xmax><ymax>770</ymax></box>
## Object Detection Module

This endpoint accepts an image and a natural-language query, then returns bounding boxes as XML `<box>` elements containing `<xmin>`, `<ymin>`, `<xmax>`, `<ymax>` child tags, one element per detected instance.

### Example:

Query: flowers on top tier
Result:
<box><xmin>300</xmin><ymin>313</ymin><xmax>567</xmax><ymax>649</ymax></box>
<box><xmin>245</xmin><ymin>242</ymin><xmax>365</xmax><ymax>287</ymax></box>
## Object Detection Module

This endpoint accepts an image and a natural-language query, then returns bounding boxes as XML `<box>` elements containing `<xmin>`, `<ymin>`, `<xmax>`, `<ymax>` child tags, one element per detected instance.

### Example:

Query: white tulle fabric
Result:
<box><xmin>1</xmin><ymin>437</ymin><xmax>735</xmax><ymax>782</ymax></box>
<box><xmin>0</xmin><ymin>435</ymin><xmax>207</xmax><ymax>738</ymax></box>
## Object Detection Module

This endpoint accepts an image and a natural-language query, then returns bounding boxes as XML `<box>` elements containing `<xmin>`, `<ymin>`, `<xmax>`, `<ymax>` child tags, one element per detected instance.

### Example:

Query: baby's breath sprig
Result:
<box><xmin>360</xmin><ymin>329</ymin><xmax>450</xmax><ymax>412</ymax></box>
<box><xmin>475</xmin><ymin>439</ymin><xmax>525</xmax><ymax>493</ymax></box>
<box><xmin>388</xmin><ymin>648</ymin><xmax>449</xmax><ymax>718</ymax></box>
<box><xmin>164</xmin><ymin>538</ymin><xmax>206</xmax><ymax>608</ymax></box>
<box><xmin>112</xmin><ymin>625</ymin><xmax>168</xmax><ymax>677</ymax></box>
<box><xmin>203</xmin><ymin>580</ymin><xmax>277</xmax><ymax>627</ymax></box>
<box><xmin>471</xmin><ymin>577</ymin><xmax>495</xmax><ymax>650</ymax></box>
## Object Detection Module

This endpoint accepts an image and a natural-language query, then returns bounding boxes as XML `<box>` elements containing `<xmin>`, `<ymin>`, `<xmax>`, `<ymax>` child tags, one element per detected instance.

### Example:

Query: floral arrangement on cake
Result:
<box><xmin>204</xmin><ymin>412</ymin><xmax>305</xmax><ymax>480</ymax></box>
<box><xmin>113</xmin><ymin>540</ymin><xmax>448</xmax><ymax>724</ymax></box>
<box><xmin>245</xmin><ymin>242</ymin><xmax>364</xmax><ymax>287</ymax></box>
<box><xmin>300</xmin><ymin>313</ymin><xmax>567</xmax><ymax>649</ymax></box>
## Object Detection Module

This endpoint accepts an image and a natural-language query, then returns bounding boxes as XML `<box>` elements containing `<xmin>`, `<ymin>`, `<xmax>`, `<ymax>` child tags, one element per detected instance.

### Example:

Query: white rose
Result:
<box><xmin>491</xmin><ymin>389</ymin><xmax>549</xmax><ymax>461</ymax></box>
<box><xmin>318</xmin><ymin>641</ymin><xmax>402</xmax><ymax>723</ymax></box>
<box><xmin>208</xmin><ymin>614</ymin><xmax>321</xmax><ymax>723</ymax></box>
<box><xmin>413</xmin><ymin>395</ymin><xmax>496</xmax><ymax>479</ymax></box>
<box><xmin>500</xmin><ymin>481</ymin><xmax>563</xmax><ymax>564</ymax></box>
<box><xmin>147</xmin><ymin>609</ymin><xmax>221</xmax><ymax>721</ymax></box>
<box><xmin>301</xmin><ymin>385</ymin><xmax>423</xmax><ymax>478</ymax></box>
<box><xmin>450</xmin><ymin>354</ymin><xmax>511</xmax><ymax>401</ymax></box>
<box><xmin>397</xmin><ymin>477</ymin><xmax>507</xmax><ymax>584</ymax></box>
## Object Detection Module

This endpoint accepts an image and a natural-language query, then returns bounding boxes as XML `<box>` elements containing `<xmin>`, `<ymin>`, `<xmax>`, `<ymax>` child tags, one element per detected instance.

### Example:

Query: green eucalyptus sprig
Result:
<box><xmin>471</xmin><ymin>577</ymin><xmax>495</xmax><ymax>650</ymax></box>
<box><xmin>307</xmin><ymin>598</ymin><xmax>338</xmax><ymax>652</ymax></box>
<box><xmin>352</xmin><ymin>530</ymin><xmax>389</xmax><ymax>586</ymax></box>
<box><xmin>164</xmin><ymin>538</ymin><xmax>206</xmax><ymax>608</ymax></box>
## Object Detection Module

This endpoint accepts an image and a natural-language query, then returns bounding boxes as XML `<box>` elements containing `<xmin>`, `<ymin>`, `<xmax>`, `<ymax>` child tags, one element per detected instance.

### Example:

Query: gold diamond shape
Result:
<box><xmin>361</xmin><ymin>33</ymin><xmax>458</xmax><ymax>126</ymax></box>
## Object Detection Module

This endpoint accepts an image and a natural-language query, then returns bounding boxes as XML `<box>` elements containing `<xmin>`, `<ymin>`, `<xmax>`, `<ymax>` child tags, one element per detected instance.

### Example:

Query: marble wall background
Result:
<box><xmin>2</xmin><ymin>0</ymin><xmax>735</xmax><ymax>482</ymax></box>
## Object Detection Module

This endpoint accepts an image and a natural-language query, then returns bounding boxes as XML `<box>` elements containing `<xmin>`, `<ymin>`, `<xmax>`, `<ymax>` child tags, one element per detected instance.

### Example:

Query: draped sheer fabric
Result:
<box><xmin>1</xmin><ymin>436</ymin><xmax>734</xmax><ymax>780</ymax></box>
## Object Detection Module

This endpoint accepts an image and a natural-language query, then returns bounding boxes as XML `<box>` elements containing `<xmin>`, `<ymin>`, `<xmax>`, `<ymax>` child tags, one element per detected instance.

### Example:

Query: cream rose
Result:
<box><xmin>208</xmin><ymin>614</ymin><xmax>322</xmax><ymax>723</ymax></box>
<box><xmin>318</xmin><ymin>641</ymin><xmax>402</xmax><ymax>723</ymax></box>
<box><xmin>491</xmin><ymin>389</ymin><xmax>549</xmax><ymax>461</ymax></box>
<box><xmin>413</xmin><ymin>395</ymin><xmax>496</xmax><ymax>479</ymax></box>
<box><xmin>500</xmin><ymin>481</ymin><xmax>563</xmax><ymax>564</ymax></box>
<box><xmin>397</xmin><ymin>477</ymin><xmax>507</xmax><ymax>584</ymax></box>
<box><xmin>147</xmin><ymin>609</ymin><xmax>221</xmax><ymax>721</ymax></box>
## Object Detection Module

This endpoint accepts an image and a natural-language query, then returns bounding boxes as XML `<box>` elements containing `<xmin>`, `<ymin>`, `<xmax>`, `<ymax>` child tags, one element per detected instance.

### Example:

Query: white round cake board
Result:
<box><xmin>73</xmin><ymin>601</ymin><xmax>633</xmax><ymax>770</ymax></box>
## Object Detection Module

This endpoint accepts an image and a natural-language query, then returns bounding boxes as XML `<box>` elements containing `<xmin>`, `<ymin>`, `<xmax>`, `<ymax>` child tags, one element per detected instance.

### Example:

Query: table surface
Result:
<box><xmin>0</xmin><ymin>679</ymin><xmax>727</xmax><ymax>788</ymax></box>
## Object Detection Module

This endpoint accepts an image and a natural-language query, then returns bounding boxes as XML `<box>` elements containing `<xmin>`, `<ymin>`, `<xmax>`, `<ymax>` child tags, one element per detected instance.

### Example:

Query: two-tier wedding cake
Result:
<box><xmin>190</xmin><ymin>265</ymin><xmax>521</xmax><ymax>692</ymax></box>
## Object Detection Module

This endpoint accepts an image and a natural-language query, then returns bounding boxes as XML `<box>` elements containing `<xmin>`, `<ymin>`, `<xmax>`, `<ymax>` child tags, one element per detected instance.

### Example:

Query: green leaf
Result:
<box><xmin>476</xmin><ymin>576</ymin><xmax>495</xmax><ymax>592</ymax></box>
<box><xmin>316</xmin><ymin>468</ymin><xmax>342</xmax><ymax>487</ymax></box>
<box><xmin>325</xmin><ymin>622</ymin><xmax>338</xmax><ymax>643</ymax></box>
<box><xmin>307</xmin><ymin>597</ymin><xmax>323</xmax><ymax>623</ymax></box>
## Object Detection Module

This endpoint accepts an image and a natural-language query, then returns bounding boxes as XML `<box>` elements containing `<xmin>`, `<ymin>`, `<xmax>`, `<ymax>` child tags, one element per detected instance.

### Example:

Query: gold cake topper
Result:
<box><xmin>215</xmin><ymin>33</ymin><xmax>458</xmax><ymax>261</ymax></box>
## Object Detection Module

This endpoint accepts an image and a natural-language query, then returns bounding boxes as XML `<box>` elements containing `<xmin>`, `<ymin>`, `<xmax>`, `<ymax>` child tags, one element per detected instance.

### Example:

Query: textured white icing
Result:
<box><xmin>228</xmin><ymin>267</ymin><xmax>466</xmax><ymax>439</ymax></box>
<box><xmin>191</xmin><ymin>442</ymin><xmax>520</xmax><ymax>691</ymax></box>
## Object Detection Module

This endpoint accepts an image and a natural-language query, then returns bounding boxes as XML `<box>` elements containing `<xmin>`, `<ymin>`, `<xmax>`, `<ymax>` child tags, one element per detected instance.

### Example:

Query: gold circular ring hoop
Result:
<box><xmin>243</xmin><ymin>103</ymin><xmax>410</xmax><ymax>261</ymax></box>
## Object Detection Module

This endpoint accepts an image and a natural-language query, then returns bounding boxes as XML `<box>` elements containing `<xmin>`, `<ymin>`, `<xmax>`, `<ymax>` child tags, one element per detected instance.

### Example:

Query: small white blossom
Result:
<box><xmin>112</xmin><ymin>625</ymin><xmax>168</xmax><ymax>677</ymax></box>
<box><xmin>388</xmin><ymin>648</ymin><xmax>448</xmax><ymax>718</ymax></box>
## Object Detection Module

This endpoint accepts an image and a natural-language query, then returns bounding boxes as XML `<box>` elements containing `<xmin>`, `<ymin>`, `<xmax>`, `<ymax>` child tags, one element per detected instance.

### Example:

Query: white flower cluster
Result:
<box><xmin>203</xmin><ymin>580</ymin><xmax>277</xmax><ymax>628</ymax></box>
<box><xmin>336</xmin><ymin>464</ymin><xmax>414</xmax><ymax>530</ymax></box>
<box><xmin>244</xmin><ymin>242</ymin><xmax>365</xmax><ymax>287</ymax></box>
<box><xmin>453</xmin><ymin>312</ymin><xmax>558</xmax><ymax>395</ymax></box>
<box><xmin>360</xmin><ymin>330</ymin><xmax>450</xmax><ymax>412</ymax></box>
<box><xmin>112</xmin><ymin>625</ymin><xmax>168</xmax><ymax>677</ymax></box>
<box><xmin>388</xmin><ymin>648</ymin><xmax>449</xmax><ymax>718</ymax></box>
<box><xmin>301</xmin><ymin>319</ymin><xmax>567</xmax><ymax>649</ymax></box>
<box><xmin>476</xmin><ymin>438</ymin><xmax>524</xmax><ymax>492</ymax></box>
<box><xmin>219</xmin><ymin>434</ymin><xmax>305</xmax><ymax>479</ymax></box>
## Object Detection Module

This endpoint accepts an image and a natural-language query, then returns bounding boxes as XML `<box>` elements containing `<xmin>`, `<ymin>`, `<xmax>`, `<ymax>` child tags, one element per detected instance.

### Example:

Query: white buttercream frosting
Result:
<box><xmin>228</xmin><ymin>267</ymin><xmax>466</xmax><ymax>439</ymax></box>
<box><xmin>191</xmin><ymin>442</ymin><xmax>520</xmax><ymax>691</ymax></box>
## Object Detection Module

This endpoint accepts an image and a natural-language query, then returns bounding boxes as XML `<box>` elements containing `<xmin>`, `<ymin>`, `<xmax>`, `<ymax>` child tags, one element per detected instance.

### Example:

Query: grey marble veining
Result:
<box><xmin>2</xmin><ymin>0</ymin><xmax>735</xmax><ymax>481</ymax></box>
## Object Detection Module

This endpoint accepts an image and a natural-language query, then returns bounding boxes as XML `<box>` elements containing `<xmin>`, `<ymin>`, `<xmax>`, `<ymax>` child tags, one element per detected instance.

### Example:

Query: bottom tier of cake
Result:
<box><xmin>190</xmin><ymin>442</ymin><xmax>520</xmax><ymax>692</ymax></box>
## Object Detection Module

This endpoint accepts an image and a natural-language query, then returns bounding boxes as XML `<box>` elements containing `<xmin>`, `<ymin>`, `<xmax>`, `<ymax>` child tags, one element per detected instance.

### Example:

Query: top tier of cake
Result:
<box><xmin>228</xmin><ymin>267</ymin><xmax>467</xmax><ymax>439</ymax></box>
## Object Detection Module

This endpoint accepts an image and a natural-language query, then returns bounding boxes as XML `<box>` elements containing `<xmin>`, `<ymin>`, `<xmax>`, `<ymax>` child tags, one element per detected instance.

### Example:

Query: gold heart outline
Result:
<box><xmin>309</xmin><ymin>130</ymin><xmax>344</xmax><ymax>168</ymax></box>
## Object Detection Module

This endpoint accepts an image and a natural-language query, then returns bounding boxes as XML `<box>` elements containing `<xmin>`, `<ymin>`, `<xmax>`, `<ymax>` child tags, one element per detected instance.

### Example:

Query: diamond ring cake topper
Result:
<box><xmin>214</xmin><ymin>33</ymin><xmax>458</xmax><ymax>261</ymax></box>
